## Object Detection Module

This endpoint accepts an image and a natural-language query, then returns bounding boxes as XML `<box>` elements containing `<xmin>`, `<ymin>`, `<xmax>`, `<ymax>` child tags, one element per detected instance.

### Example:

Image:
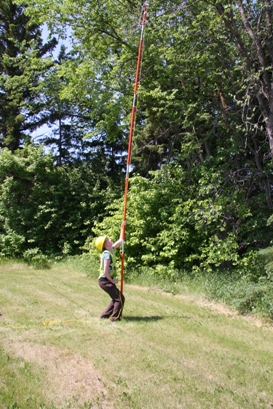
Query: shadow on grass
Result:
<box><xmin>122</xmin><ymin>315</ymin><xmax>192</xmax><ymax>323</ymax></box>
<box><xmin>122</xmin><ymin>316</ymin><xmax>163</xmax><ymax>322</ymax></box>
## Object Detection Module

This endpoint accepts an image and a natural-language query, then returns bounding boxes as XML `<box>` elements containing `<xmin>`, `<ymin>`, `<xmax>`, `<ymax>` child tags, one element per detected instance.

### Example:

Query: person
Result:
<box><xmin>95</xmin><ymin>224</ymin><xmax>125</xmax><ymax>322</ymax></box>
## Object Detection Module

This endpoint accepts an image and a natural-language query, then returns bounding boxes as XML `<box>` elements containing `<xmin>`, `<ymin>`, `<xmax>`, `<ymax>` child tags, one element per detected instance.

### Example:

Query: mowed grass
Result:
<box><xmin>0</xmin><ymin>261</ymin><xmax>273</xmax><ymax>409</ymax></box>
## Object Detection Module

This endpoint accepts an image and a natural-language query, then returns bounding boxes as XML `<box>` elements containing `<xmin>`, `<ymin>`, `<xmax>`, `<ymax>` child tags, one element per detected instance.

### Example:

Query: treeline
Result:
<box><xmin>0</xmin><ymin>0</ymin><xmax>273</xmax><ymax>278</ymax></box>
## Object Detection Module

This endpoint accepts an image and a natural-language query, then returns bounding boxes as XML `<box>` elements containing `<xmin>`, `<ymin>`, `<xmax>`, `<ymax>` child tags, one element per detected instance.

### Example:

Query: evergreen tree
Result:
<box><xmin>0</xmin><ymin>0</ymin><xmax>57</xmax><ymax>151</ymax></box>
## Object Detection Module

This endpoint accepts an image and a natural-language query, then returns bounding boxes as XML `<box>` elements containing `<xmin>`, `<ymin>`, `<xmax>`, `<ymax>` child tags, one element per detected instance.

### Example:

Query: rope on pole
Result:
<box><xmin>120</xmin><ymin>2</ymin><xmax>148</xmax><ymax>294</ymax></box>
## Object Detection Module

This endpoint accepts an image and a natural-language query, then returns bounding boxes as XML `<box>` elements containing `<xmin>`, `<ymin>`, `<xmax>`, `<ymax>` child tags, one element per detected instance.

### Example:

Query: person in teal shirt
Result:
<box><xmin>95</xmin><ymin>224</ymin><xmax>125</xmax><ymax>321</ymax></box>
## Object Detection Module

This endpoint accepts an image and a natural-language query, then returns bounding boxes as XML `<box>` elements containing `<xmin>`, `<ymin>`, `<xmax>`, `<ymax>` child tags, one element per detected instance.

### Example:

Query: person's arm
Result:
<box><xmin>104</xmin><ymin>259</ymin><xmax>118</xmax><ymax>284</ymax></box>
<box><xmin>112</xmin><ymin>221</ymin><xmax>126</xmax><ymax>249</ymax></box>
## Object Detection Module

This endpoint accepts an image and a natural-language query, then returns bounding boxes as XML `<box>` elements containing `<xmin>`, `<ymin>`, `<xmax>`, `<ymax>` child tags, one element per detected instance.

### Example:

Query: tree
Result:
<box><xmin>0</xmin><ymin>0</ymin><xmax>57</xmax><ymax>151</ymax></box>
<box><xmin>0</xmin><ymin>144</ymin><xmax>120</xmax><ymax>257</ymax></box>
<box><xmin>11</xmin><ymin>0</ymin><xmax>272</xmax><ymax>266</ymax></box>
<box><xmin>33</xmin><ymin>45</ymin><xmax>92</xmax><ymax>165</ymax></box>
<box><xmin>18</xmin><ymin>0</ymin><xmax>146</xmax><ymax>168</ymax></box>
<box><xmin>211</xmin><ymin>0</ymin><xmax>273</xmax><ymax>207</ymax></box>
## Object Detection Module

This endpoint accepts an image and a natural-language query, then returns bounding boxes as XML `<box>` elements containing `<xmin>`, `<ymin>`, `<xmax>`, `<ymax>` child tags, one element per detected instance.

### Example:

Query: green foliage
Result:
<box><xmin>23</xmin><ymin>248</ymin><xmax>50</xmax><ymax>269</ymax></box>
<box><xmin>93</xmin><ymin>161</ymin><xmax>272</xmax><ymax>280</ymax></box>
<box><xmin>258</xmin><ymin>247</ymin><xmax>273</xmax><ymax>281</ymax></box>
<box><xmin>0</xmin><ymin>229</ymin><xmax>25</xmax><ymax>258</ymax></box>
<box><xmin>1</xmin><ymin>0</ymin><xmax>272</xmax><ymax>283</ymax></box>
<box><xmin>0</xmin><ymin>144</ymin><xmax>120</xmax><ymax>258</ymax></box>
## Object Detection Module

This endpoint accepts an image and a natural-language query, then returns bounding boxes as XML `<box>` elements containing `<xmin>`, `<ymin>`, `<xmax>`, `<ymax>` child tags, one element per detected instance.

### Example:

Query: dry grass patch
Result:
<box><xmin>2</xmin><ymin>339</ymin><xmax>111</xmax><ymax>408</ymax></box>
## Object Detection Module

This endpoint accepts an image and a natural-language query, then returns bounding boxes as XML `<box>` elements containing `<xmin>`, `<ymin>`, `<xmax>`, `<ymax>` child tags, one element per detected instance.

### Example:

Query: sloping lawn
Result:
<box><xmin>0</xmin><ymin>262</ymin><xmax>273</xmax><ymax>409</ymax></box>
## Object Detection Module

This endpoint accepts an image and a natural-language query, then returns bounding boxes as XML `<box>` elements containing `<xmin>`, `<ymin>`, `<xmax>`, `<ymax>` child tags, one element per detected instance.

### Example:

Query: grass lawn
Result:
<box><xmin>0</xmin><ymin>261</ymin><xmax>273</xmax><ymax>409</ymax></box>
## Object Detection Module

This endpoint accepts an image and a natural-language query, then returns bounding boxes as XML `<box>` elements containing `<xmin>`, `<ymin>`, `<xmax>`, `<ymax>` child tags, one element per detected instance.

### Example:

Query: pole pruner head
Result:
<box><xmin>141</xmin><ymin>1</ymin><xmax>148</xmax><ymax>14</ymax></box>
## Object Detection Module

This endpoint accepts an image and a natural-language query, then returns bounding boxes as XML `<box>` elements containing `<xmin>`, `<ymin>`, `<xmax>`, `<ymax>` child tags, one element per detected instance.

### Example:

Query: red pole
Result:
<box><xmin>120</xmin><ymin>2</ymin><xmax>148</xmax><ymax>294</ymax></box>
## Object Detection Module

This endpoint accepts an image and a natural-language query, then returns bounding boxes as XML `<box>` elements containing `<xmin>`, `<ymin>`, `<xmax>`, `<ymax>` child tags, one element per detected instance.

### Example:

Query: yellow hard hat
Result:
<box><xmin>95</xmin><ymin>236</ymin><xmax>107</xmax><ymax>251</ymax></box>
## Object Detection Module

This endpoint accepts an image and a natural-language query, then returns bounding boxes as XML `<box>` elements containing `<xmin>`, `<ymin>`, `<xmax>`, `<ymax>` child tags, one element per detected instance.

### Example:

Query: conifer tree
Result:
<box><xmin>0</xmin><ymin>0</ymin><xmax>57</xmax><ymax>151</ymax></box>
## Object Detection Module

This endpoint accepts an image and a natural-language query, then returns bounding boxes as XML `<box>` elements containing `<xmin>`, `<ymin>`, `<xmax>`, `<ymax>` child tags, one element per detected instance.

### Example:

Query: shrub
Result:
<box><xmin>23</xmin><ymin>248</ymin><xmax>50</xmax><ymax>269</ymax></box>
<box><xmin>0</xmin><ymin>229</ymin><xmax>25</xmax><ymax>258</ymax></box>
<box><xmin>258</xmin><ymin>247</ymin><xmax>273</xmax><ymax>281</ymax></box>
<box><xmin>0</xmin><ymin>145</ymin><xmax>120</xmax><ymax>257</ymax></box>
<box><xmin>92</xmin><ymin>163</ymin><xmax>272</xmax><ymax>279</ymax></box>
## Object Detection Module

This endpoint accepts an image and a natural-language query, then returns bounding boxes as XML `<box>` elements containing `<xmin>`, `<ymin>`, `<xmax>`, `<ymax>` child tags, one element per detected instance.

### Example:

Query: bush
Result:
<box><xmin>23</xmin><ymin>248</ymin><xmax>50</xmax><ymax>269</ymax></box>
<box><xmin>0</xmin><ymin>145</ymin><xmax>120</xmax><ymax>258</ymax></box>
<box><xmin>258</xmin><ymin>247</ymin><xmax>273</xmax><ymax>281</ymax></box>
<box><xmin>0</xmin><ymin>229</ymin><xmax>25</xmax><ymax>258</ymax></box>
<box><xmin>92</xmin><ymin>163</ymin><xmax>273</xmax><ymax>279</ymax></box>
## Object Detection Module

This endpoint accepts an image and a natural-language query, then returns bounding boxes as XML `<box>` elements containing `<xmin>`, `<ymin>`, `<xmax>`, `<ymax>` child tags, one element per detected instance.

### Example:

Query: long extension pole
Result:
<box><xmin>120</xmin><ymin>2</ymin><xmax>148</xmax><ymax>294</ymax></box>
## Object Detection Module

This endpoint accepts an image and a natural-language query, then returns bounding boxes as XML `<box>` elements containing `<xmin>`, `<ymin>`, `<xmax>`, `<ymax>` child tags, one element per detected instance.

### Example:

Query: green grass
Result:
<box><xmin>127</xmin><ymin>265</ymin><xmax>273</xmax><ymax>322</ymax></box>
<box><xmin>1</xmin><ymin>259</ymin><xmax>273</xmax><ymax>409</ymax></box>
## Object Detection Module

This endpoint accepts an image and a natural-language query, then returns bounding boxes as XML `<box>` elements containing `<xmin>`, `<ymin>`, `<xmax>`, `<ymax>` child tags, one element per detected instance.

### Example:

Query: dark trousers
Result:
<box><xmin>98</xmin><ymin>279</ymin><xmax>125</xmax><ymax>320</ymax></box>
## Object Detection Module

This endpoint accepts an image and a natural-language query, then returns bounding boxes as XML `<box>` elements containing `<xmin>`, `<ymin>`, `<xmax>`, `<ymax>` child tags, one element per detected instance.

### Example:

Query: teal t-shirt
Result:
<box><xmin>99</xmin><ymin>248</ymin><xmax>116</xmax><ymax>279</ymax></box>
